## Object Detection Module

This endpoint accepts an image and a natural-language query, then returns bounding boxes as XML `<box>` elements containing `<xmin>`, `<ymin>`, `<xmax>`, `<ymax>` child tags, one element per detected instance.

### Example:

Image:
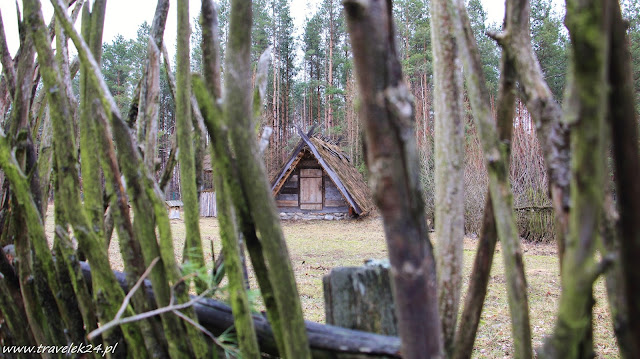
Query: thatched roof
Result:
<box><xmin>270</xmin><ymin>128</ymin><xmax>375</xmax><ymax>216</ymax></box>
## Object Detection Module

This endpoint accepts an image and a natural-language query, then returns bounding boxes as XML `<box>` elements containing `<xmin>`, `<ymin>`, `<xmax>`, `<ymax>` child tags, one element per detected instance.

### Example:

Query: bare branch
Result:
<box><xmin>450</xmin><ymin>0</ymin><xmax>532</xmax><ymax>356</ymax></box>
<box><xmin>115</xmin><ymin>257</ymin><xmax>160</xmax><ymax>321</ymax></box>
<box><xmin>344</xmin><ymin>0</ymin><xmax>443</xmax><ymax>357</ymax></box>
<box><xmin>87</xmin><ymin>287</ymin><xmax>215</xmax><ymax>341</ymax></box>
<box><xmin>0</xmin><ymin>11</ymin><xmax>16</xmax><ymax>98</ymax></box>
<box><xmin>500</xmin><ymin>0</ymin><xmax>570</xmax><ymax>265</ymax></box>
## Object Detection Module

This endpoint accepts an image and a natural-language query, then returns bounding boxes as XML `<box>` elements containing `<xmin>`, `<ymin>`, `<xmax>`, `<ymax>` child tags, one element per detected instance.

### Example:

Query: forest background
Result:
<box><xmin>3</xmin><ymin>0</ymin><xmax>638</xmax><ymax>239</ymax></box>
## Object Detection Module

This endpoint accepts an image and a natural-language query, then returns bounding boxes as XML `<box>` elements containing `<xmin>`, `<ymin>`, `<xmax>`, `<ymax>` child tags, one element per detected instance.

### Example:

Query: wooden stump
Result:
<box><xmin>323</xmin><ymin>259</ymin><xmax>398</xmax><ymax>336</ymax></box>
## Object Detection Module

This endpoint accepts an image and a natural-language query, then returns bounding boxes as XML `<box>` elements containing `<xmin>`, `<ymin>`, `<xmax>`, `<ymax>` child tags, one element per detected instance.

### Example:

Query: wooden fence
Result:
<box><xmin>80</xmin><ymin>262</ymin><xmax>402</xmax><ymax>358</ymax></box>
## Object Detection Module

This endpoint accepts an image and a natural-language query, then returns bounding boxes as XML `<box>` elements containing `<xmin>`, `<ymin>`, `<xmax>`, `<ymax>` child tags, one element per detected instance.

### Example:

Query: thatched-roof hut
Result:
<box><xmin>270</xmin><ymin>129</ymin><xmax>374</xmax><ymax>220</ymax></box>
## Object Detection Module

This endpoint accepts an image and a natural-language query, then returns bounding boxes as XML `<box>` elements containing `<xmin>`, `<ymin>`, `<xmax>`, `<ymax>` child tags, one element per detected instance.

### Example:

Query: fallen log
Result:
<box><xmin>79</xmin><ymin>262</ymin><xmax>402</xmax><ymax>358</ymax></box>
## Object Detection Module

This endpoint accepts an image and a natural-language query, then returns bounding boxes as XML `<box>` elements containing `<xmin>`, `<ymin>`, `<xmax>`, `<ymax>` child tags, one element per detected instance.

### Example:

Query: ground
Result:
<box><xmin>44</xmin><ymin>210</ymin><xmax>619</xmax><ymax>358</ymax></box>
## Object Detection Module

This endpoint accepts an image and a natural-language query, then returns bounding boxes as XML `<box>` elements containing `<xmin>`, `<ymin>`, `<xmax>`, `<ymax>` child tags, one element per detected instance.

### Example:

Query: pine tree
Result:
<box><xmin>268</xmin><ymin>0</ymin><xmax>296</xmax><ymax>166</ymax></box>
<box><xmin>530</xmin><ymin>0</ymin><xmax>568</xmax><ymax>101</ymax></box>
<box><xmin>467</xmin><ymin>0</ymin><xmax>500</xmax><ymax>96</ymax></box>
<box><xmin>302</xmin><ymin>12</ymin><xmax>325</xmax><ymax>129</ymax></box>
<box><xmin>101</xmin><ymin>35</ymin><xmax>135</xmax><ymax>112</ymax></box>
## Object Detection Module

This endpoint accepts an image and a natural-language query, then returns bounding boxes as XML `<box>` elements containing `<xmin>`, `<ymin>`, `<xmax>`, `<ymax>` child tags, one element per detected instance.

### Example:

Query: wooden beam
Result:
<box><xmin>271</xmin><ymin>125</ymin><xmax>319</xmax><ymax>195</ymax></box>
<box><xmin>271</xmin><ymin>150</ymin><xmax>304</xmax><ymax>196</ymax></box>
<box><xmin>276</xmin><ymin>200</ymin><xmax>298</xmax><ymax>207</ymax></box>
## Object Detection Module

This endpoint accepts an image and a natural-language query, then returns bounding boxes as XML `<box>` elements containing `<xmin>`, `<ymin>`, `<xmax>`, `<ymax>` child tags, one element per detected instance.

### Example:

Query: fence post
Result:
<box><xmin>323</xmin><ymin>259</ymin><xmax>397</xmax><ymax>336</ymax></box>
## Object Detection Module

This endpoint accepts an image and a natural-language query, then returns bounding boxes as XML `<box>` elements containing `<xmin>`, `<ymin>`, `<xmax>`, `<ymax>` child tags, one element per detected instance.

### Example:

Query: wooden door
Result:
<box><xmin>300</xmin><ymin>169</ymin><xmax>323</xmax><ymax>210</ymax></box>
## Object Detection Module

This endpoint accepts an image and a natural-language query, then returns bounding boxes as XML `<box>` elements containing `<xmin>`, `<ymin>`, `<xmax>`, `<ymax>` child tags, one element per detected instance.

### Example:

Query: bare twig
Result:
<box><xmin>0</xmin><ymin>11</ymin><xmax>16</xmax><ymax>98</ymax></box>
<box><xmin>115</xmin><ymin>257</ymin><xmax>160</xmax><ymax>320</ymax></box>
<box><xmin>88</xmin><ymin>286</ymin><xmax>215</xmax><ymax>341</ymax></box>
<box><xmin>171</xmin><ymin>309</ymin><xmax>240</xmax><ymax>357</ymax></box>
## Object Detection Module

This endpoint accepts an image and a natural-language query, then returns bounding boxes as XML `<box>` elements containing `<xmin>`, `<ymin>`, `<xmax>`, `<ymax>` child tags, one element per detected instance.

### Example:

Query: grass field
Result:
<box><xmin>44</xmin><ymin>210</ymin><xmax>619</xmax><ymax>358</ymax></box>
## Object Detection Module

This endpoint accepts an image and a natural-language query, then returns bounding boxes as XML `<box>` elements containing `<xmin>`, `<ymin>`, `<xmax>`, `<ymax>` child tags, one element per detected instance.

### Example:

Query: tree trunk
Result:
<box><xmin>451</xmin><ymin>0</ymin><xmax>532</xmax><ymax>357</ymax></box>
<box><xmin>344</xmin><ymin>1</ymin><xmax>444</xmax><ymax>358</ymax></box>
<box><xmin>430</xmin><ymin>0</ymin><xmax>465</xmax><ymax>354</ymax></box>
<box><xmin>541</xmin><ymin>0</ymin><xmax>610</xmax><ymax>357</ymax></box>
<box><xmin>606</xmin><ymin>3</ymin><xmax>640</xmax><ymax>357</ymax></box>
<box><xmin>453</xmin><ymin>33</ymin><xmax>518</xmax><ymax>358</ymax></box>
<box><xmin>176</xmin><ymin>0</ymin><xmax>206</xmax><ymax>292</ymax></box>
<box><xmin>224</xmin><ymin>1</ymin><xmax>312</xmax><ymax>357</ymax></box>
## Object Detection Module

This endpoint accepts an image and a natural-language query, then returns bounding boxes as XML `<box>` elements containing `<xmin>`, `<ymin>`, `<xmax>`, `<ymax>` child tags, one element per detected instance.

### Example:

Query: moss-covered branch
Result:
<box><xmin>176</xmin><ymin>0</ymin><xmax>205</xmax><ymax>292</ymax></box>
<box><xmin>25</xmin><ymin>0</ymin><xmax>148</xmax><ymax>354</ymax></box>
<box><xmin>450</xmin><ymin>0</ymin><xmax>532</xmax><ymax>357</ymax></box>
<box><xmin>78</xmin><ymin>0</ymin><xmax>106</xmax><ymax>246</ymax></box>
<box><xmin>491</xmin><ymin>0</ymin><xmax>570</xmax><ymax>269</ymax></box>
<box><xmin>214</xmin><ymin>169</ymin><xmax>260</xmax><ymax>357</ymax></box>
<box><xmin>453</xmin><ymin>30</ymin><xmax>518</xmax><ymax>358</ymax></box>
<box><xmin>224</xmin><ymin>1</ymin><xmax>311</xmax><ymax>357</ymax></box>
<box><xmin>193</xmin><ymin>73</ymin><xmax>288</xmax><ymax>356</ymax></box>
<box><xmin>48</xmin><ymin>1</ymin><xmax>211</xmax><ymax>356</ymax></box>
<box><xmin>137</xmin><ymin>0</ymin><xmax>168</xmax><ymax>172</ymax></box>
<box><xmin>606</xmin><ymin>3</ymin><xmax>640</xmax><ymax>357</ymax></box>
<box><xmin>540</xmin><ymin>0</ymin><xmax>610</xmax><ymax>357</ymax></box>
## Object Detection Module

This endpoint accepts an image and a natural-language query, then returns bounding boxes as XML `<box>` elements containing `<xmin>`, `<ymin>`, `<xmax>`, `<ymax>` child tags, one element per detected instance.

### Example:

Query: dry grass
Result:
<box><xmin>43</xmin><ymin>209</ymin><xmax>619</xmax><ymax>358</ymax></box>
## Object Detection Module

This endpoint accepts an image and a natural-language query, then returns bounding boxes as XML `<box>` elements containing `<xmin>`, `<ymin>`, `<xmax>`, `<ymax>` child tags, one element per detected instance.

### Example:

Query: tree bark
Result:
<box><xmin>451</xmin><ymin>0</ymin><xmax>532</xmax><ymax>357</ymax></box>
<box><xmin>540</xmin><ymin>0</ymin><xmax>610</xmax><ymax>357</ymax></box>
<box><xmin>605</xmin><ymin>2</ymin><xmax>640</xmax><ymax>358</ymax></box>
<box><xmin>492</xmin><ymin>0</ymin><xmax>570</xmax><ymax>268</ymax></box>
<box><xmin>430</xmin><ymin>0</ymin><xmax>465</xmax><ymax>354</ymax></box>
<box><xmin>344</xmin><ymin>1</ymin><xmax>444</xmax><ymax>358</ymax></box>
<box><xmin>453</xmin><ymin>33</ymin><xmax>518</xmax><ymax>359</ymax></box>
<box><xmin>176</xmin><ymin>0</ymin><xmax>206</xmax><ymax>292</ymax></box>
<box><xmin>222</xmin><ymin>1</ymin><xmax>312</xmax><ymax>357</ymax></box>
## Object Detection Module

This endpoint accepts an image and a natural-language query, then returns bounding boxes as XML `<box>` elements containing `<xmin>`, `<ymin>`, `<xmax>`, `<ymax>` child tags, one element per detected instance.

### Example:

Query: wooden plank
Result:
<box><xmin>325</xmin><ymin>191</ymin><xmax>344</xmax><ymax>201</ymax></box>
<box><xmin>199</xmin><ymin>192</ymin><xmax>217</xmax><ymax>217</ymax></box>
<box><xmin>325</xmin><ymin>200</ymin><xmax>347</xmax><ymax>207</ymax></box>
<box><xmin>300</xmin><ymin>177</ymin><xmax>323</xmax><ymax>204</ymax></box>
<box><xmin>271</xmin><ymin>147</ymin><xmax>305</xmax><ymax>196</ymax></box>
<box><xmin>324</xmin><ymin>182</ymin><xmax>344</xmax><ymax>201</ymax></box>
<box><xmin>300</xmin><ymin>168</ymin><xmax>323</xmax><ymax>177</ymax></box>
<box><xmin>276</xmin><ymin>193</ymin><xmax>298</xmax><ymax>201</ymax></box>
<box><xmin>279</xmin><ymin>187</ymin><xmax>298</xmax><ymax>195</ymax></box>
<box><xmin>277</xmin><ymin>200</ymin><xmax>299</xmax><ymax>207</ymax></box>
<box><xmin>300</xmin><ymin>203</ymin><xmax>323</xmax><ymax>210</ymax></box>
<box><xmin>300</xmin><ymin>159</ymin><xmax>321</xmax><ymax>168</ymax></box>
